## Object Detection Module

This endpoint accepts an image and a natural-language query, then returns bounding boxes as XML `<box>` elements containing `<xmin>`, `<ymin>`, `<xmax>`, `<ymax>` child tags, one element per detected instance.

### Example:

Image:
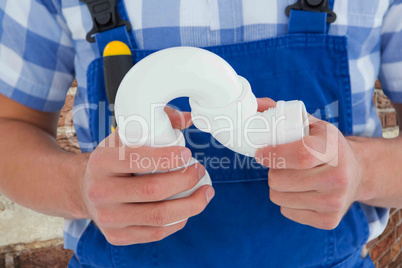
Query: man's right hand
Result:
<box><xmin>80</xmin><ymin>109</ymin><xmax>215</xmax><ymax>246</ymax></box>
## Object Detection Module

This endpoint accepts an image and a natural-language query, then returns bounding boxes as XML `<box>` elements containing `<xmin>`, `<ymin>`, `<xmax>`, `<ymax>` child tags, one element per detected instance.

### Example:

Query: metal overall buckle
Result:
<box><xmin>80</xmin><ymin>0</ymin><xmax>132</xmax><ymax>42</ymax></box>
<box><xmin>285</xmin><ymin>0</ymin><xmax>337</xmax><ymax>23</ymax></box>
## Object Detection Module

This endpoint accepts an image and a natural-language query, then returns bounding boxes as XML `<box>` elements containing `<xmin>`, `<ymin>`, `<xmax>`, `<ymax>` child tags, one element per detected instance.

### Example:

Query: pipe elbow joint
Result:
<box><xmin>115</xmin><ymin>47</ymin><xmax>310</xmax><ymax>200</ymax></box>
<box><xmin>190</xmin><ymin>75</ymin><xmax>309</xmax><ymax>157</ymax></box>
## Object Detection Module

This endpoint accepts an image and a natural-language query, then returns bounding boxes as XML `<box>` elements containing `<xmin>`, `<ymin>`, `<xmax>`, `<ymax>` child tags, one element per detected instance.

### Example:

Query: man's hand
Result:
<box><xmin>255</xmin><ymin>98</ymin><xmax>363</xmax><ymax>230</ymax></box>
<box><xmin>80</xmin><ymin>108</ymin><xmax>214</xmax><ymax>245</ymax></box>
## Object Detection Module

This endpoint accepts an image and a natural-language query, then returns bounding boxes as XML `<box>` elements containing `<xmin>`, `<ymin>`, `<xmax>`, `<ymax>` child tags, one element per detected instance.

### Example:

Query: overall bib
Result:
<box><xmin>70</xmin><ymin>1</ymin><xmax>373</xmax><ymax>267</ymax></box>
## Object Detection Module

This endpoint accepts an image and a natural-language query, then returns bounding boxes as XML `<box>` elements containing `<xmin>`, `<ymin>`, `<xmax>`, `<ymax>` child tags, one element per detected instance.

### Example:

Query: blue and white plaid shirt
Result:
<box><xmin>1</xmin><ymin>0</ymin><xmax>401</xmax><ymax>253</ymax></box>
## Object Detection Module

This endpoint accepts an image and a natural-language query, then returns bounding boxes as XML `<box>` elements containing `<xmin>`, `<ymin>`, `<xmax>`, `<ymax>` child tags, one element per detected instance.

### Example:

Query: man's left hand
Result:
<box><xmin>255</xmin><ymin>98</ymin><xmax>364</xmax><ymax>230</ymax></box>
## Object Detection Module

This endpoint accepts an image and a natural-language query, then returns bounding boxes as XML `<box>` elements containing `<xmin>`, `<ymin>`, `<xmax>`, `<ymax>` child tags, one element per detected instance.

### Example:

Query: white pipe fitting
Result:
<box><xmin>115</xmin><ymin>47</ymin><xmax>309</xmax><ymax>200</ymax></box>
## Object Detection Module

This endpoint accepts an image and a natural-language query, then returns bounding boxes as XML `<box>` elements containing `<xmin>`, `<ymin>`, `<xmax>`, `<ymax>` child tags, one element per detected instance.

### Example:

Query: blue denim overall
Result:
<box><xmin>69</xmin><ymin>1</ymin><xmax>374</xmax><ymax>267</ymax></box>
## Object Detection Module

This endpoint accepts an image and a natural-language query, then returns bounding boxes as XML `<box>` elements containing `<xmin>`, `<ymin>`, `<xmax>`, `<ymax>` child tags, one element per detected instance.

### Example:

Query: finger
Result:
<box><xmin>270</xmin><ymin>189</ymin><xmax>341</xmax><ymax>213</ymax></box>
<box><xmin>255</xmin><ymin>120</ymin><xmax>339</xmax><ymax>169</ymax></box>
<box><xmin>103</xmin><ymin>220</ymin><xmax>187</xmax><ymax>246</ymax></box>
<box><xmin>257</xmin><ymin>97</ymin><xmax>277</xmax><ymax>112</ymax></box>
<box><xmin>93</xmin><ymin>142</ymin><xmax>193</xmax><ymax>174</ymax></box>
<box><xmin>91</xmin><ymin>164</ymin><xmax>205</xmax><ymax>204</ymax></box>
<box><xmin>165</xmin><ymin>106</ymin><xmax>193</xmax><ymax>130</ymax></box>
<box><xmin>124</xmin><ymin>185</ymin><xmax>213</xmax><ymax>227</ymax></box>
<box><xmin>98</xmin><ymin>185</ymin><xmax>214</xmax><ymax>228</ymax></box>
<box><xmin>268</xmin><ymin>167</ymin><xmax>325</xmax><ymax>192</ymax></box>
<box><xmin>280</xmin><ymin>207</ymin><xmax>340</xmax><ymax>230</ymax></box>
<box><xmin>271</xmin><ymin>189</ymin><xmax>319</xmax><ymax>211</ymax></box>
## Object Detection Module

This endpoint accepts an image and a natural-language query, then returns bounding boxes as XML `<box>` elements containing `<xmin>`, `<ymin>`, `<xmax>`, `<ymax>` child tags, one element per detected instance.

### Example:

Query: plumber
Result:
<box><xmin>0</xmin><ymin>0</ymin><xmax>401</xmax><ymax>267</ymax></box>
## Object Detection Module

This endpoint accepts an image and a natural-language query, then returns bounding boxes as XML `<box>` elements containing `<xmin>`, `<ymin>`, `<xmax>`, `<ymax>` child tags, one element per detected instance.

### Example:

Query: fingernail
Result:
<box><xmin>197</xmin><ymin>166</ymin><xmax>206</xmax><ymax>180</ymax></box>
<box><xmin>181</xmin><ymin>148</ymin><xmax>192</xmax><ymax>164</ymax></box>
<box><xmin>206</xmin><ymin>187</ymin><xmax>215</xmax><ymax>203</ymax></box>
<box><xmin>255</xmin><ymin>150</ymin><xmax>263</xmax><ymax>164</ymax></box>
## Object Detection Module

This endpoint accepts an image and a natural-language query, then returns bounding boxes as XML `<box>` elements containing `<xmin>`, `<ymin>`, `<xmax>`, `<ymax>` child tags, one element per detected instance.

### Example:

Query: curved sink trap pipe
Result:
<box><xmin>115</xmin><ymin>47</ymin><xmax>309</xmax><ymax>201</ymax></box>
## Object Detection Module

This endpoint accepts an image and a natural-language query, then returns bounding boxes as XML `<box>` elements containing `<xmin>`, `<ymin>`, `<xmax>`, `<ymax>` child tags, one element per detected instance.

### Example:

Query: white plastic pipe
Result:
<box><xmin>115</xmin><ymin>47</ymin><xmax>309</xmax><ymax>200</ymax></box>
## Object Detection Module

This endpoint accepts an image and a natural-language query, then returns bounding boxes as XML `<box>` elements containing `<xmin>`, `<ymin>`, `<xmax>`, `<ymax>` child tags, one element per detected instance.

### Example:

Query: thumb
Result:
<box><xmin>164</xmin><ymin>106</ymin><xmax>193</xmax><ymax>130</ymax></box>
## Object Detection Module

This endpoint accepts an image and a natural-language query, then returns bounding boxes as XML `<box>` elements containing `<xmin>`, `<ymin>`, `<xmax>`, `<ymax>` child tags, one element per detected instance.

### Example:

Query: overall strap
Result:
<box><xmin>80</xmin><ymin>0</ymin><xmax>137</xmax><ymax>55</ymax></box>
<box><xmin>286</xmin><ymin>0</ymin><xmax>336</xmax><ymax>34</ymax></box>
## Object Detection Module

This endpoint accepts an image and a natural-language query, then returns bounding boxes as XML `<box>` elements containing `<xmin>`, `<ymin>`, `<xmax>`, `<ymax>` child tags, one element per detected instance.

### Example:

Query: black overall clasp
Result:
<box><xmin>285</xmin><ymin>0</ymin><xmax>337</xmax><ymax>23</ymax></box>
<box><xmin>80</xmin><ymin>0</ymin><xmax>131</xmax><ymax>43</ymax></box>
